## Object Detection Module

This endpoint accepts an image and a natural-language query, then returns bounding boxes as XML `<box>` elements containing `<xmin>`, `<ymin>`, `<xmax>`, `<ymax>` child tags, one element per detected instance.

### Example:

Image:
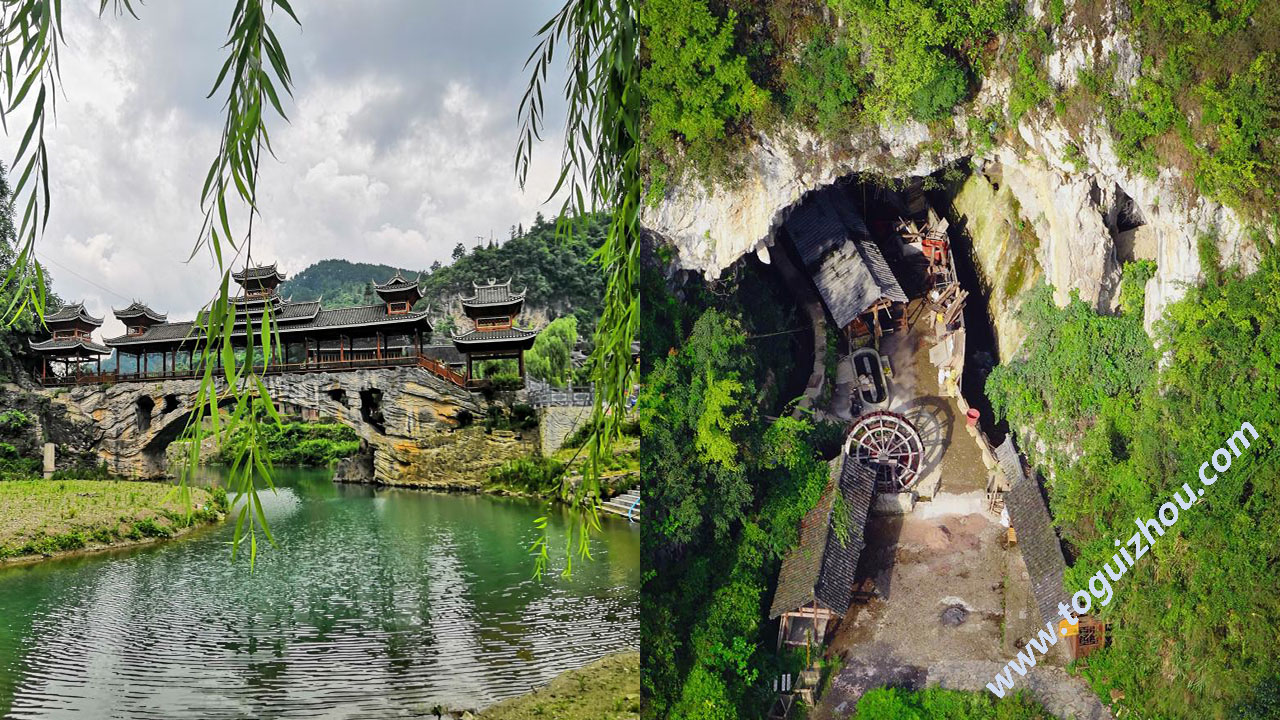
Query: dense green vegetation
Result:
<box><xmin>526</xmin><ymin>316</ymin><xmax>584</xmax><ymax>386</ymax></box>
<box><xmin>1083</xmin><ymin>2</ymin><xmax>1280</xmax><ymax>217</ymax></box>
<box><xmin>642</xmin><ymin>251</ymin><xmax>843</xmax><ymax>718</ymax></box>
<box><xmin>986</xmin><ymin>248</ymin><xmax>1280</xmax><ymax>717</ymax></box>
<box><xmin>639</xmin><ymin>0</ymin><xmax>1018</xmax><ymax>195</ymax></box>
<box><xmin>213</xmin><ymin>421</ymin><xmax>360</xmax><ymax>467</ymax></box>
<box><xmin>281</xmin><ymin>213</ymin><xmax>608</xmax><ymax>334</ymax></box>
<box><xmin>0</xmin><ymin>163</ymin><xmax>58</xmax><ymax>381</ymax></box>
<box><xmin>639</xmin><ymin>1</ymin><xmax>1280</xmax><ymax>224</ymax></box>
<box><xmin>853</xmin><ymin>687</ymin><xmax>1055</xmax><ymax>719</ymax></box>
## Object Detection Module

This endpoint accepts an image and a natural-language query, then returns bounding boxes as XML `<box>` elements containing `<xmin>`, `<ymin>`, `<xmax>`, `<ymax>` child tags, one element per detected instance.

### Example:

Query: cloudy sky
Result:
<box><xmin>4</xmin><ymin>0</ymin><xmax>567</xmax><ymax>340</ymax></box>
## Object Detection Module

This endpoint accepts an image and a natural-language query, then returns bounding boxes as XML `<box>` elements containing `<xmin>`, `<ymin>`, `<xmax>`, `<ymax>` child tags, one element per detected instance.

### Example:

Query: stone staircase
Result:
<box><xmin>601</xmin><ymin>488</ymin><xmax>641</xmax><ymax>522</ymax></box>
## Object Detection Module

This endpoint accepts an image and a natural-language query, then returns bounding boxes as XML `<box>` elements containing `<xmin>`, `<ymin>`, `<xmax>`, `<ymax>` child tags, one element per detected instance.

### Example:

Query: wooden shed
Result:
<box><xmin>769</xmin><ymin>455</ymin><xmax>876</xmax><ymax>650</ymax></box>
<box><xmin>783</xmin><ymin>187</ymin><xmax>908</xmax><ymax>341</ymax></box>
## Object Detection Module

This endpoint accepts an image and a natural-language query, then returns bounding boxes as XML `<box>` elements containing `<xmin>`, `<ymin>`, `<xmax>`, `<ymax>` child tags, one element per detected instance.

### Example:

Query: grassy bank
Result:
<box><xmin>478</xmin><ymin>651</ymin><xmax>639</xmax><ymax>720</ymax></box>
<box><xmin>0</xmin><ymin>478</ymin><xmax>226</xmax><ymax>561</ymax></box>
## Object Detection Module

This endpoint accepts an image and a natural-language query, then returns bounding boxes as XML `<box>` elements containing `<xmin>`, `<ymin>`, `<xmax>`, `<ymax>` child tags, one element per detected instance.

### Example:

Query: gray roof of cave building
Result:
<box><xmin>44</xmin><ymin>302</ymin><xmax>104</xmax><ymax>327</ymax></box>
<box><xmin>1002</xmin><ymin>439</ymin><xmax>1070</xmax><ymax>626</ymax></box>
<box><xmin>113</xmin><ymin>300</ymin><xmax>167</xmax><ymax>323</ymax></box>
<box><xmin>461</xmin><ymin>278</ymin><xmax>525</xmax><ymax>306</ymax></box>
<box><xmin>769</xmin><ymin>454</ymin><xmax>876</xmax><ymax>619</ymax></box>
<box><xmin>784</xmin><ymin>187</ymin><xmax>906</xmax><ymax>328</ymax></box>
<box><xmin>29</xmin><ymin>336</ymin><xmax>110</xmax><ymax>355</ymax></box>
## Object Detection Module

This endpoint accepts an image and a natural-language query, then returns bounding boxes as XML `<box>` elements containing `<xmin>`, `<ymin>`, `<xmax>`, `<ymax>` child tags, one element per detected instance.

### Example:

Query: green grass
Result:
<box><xmin>214</xmin><ymin>420</ymin><xmax>360</xmax><ymax>467</ymax></box>
<box><xmin>0</xmin><ymin>478</ymin><xmax>225</xmax><ymax>560</ymax></box>
<box><xmin>854</xmin><ymin>687</ymin><xmax>1057</xmax><ymax>719</ymax></box>
<box><xmin>478</xmin><ymin>652</ymin><xmax>639</xmax><ymax>720</ymax></box>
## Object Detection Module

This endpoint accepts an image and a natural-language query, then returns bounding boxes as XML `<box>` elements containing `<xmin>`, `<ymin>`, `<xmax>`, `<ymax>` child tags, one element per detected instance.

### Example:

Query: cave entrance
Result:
<box><xmin>1109</xmin><ymin>183</ymin><xmax>1147</xmax><ymax>264</ymax></box>
<box><xmin>359</xmin><ymin>389</ymin><xmax>385</xmax><ymax>434</ymax></box>
<box><xmin>135</xmin><ymin>396</ymin><xmax>155</xmax><ymax>433</ymax></box>
<box><xmin>771</xmin><ymin>163</ymin><xmax>1008</xmax><ymax>446</ymax></box>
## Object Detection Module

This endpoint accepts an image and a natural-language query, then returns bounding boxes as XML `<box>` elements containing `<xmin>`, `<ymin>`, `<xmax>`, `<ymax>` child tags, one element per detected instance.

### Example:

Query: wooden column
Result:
<box><xmin>143</xmin><ymin>352</ymin><xmax>148</xmax><ymax>376</ymax></box>
<box><xmin>518</xmin><ymin>351</ymin><xmax>525</xmax><ymax>378</ymax></box>
<box><xmin>416</xmin><ymin>329</ymin><xmax>422</xmax><ymax>358</ymax></box>
<box><xmin>340</xmin><ymin>335</ymin><xmax>345</xmax><ymax>362</ymax></box>
<box><xmin>466</xmin><ymin>354</ymin><xmax>473</xmax><ymax>381</ymax></box>
<box><xmin>376</xmin><ymin>331</ymin><xmax>382</xmax><ymax>361</ymax></box>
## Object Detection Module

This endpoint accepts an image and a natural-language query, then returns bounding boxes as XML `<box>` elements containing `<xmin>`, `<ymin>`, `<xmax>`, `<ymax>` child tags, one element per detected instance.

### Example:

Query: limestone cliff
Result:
<box><xmin>642</xmin><ymin>1</ymin><xmax>1263</xmax><ymax>347</ymax></box>
<box><xmin>48</xmin><ymin>368</ymin><xmax>535</xmax><ymax>489</ymax></box>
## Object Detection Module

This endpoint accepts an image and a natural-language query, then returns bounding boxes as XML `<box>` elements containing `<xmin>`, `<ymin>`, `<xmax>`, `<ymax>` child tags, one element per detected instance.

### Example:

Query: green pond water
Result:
<box><xmin>0</xmin><ymin>467</ymin><xmax>639</xmax><ymax>719</ymax></box>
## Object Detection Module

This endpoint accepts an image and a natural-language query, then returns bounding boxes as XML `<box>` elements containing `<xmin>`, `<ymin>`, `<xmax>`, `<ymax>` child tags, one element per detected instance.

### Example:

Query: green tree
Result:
<box><xmin>526</xmin><ymin>316</ymin><xmax>579</xmax><ymax>386</ymax></box>
<box><xmin>639</xmin><ymin>0</ymin><xmax>768</xmax><ymax>194</ymax></box>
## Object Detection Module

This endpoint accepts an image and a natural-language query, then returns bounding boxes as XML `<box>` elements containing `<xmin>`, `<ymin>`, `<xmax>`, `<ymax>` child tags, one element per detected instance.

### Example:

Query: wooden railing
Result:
<box><xmin>417</xmin><ymin>355</ymin><xmax>468</xmax><ymax>387</ymax></box>
<box><xmin>39</xmin><ymin>354</ymin><xmax>469</xmax><ymax>387</ymax></box>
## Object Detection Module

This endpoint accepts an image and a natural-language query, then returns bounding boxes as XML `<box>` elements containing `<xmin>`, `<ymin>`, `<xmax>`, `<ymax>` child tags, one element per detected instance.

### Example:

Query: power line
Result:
<box><xmin>34</xmin><ymin>250</ymin><xmax>132</xmax><ymax>304</ymax></box>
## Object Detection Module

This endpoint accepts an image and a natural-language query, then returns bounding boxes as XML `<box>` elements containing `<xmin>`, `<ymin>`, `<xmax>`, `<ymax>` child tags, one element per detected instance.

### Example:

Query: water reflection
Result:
<box><xmin>0</xmin><ymin>467</ymin><xmax>638</xmax><ymax>718</ymax></box>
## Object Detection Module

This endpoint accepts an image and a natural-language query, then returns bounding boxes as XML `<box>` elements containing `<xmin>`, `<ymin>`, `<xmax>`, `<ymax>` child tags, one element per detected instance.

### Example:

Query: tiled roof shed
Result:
<box><xmin>1002</xmin><ymin>439</ymin><xmax>1070</xmax><ymax>626</ymax></box>
<box><xmin>769</xmin><ymin>454</ymin><xmax>876</xmax><ymax>619</ymax></box>
<box><xmin>783</xmin><ymin>187</ymin><xmax>906</xmax><ymax>329</ymax></box>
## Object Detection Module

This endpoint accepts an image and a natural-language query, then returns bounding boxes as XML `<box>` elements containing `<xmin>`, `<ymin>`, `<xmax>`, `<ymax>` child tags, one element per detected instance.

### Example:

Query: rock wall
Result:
<box><xmin>642</xmin><ymin>0</ymin><xmax>1263</xmax><ymax>341</ymax></box>
<box><xmin>537</xmin><ymin>405</ymin><xmax>591</xmax><ymax>456</ymax></box>
<box><xmin>47</xmin><ymin>367</ymin><xmax>536</xmax><ymax>488</ymax></box>
<box><xmin>0</xmin><ymin>382</ymin><xmax>102</xmax><ymax>471</ymax></box>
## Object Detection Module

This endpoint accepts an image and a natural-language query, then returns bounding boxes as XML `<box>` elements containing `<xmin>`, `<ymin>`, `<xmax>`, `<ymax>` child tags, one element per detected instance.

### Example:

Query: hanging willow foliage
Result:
<box><xmin>0</xmin><ymin>0</ymin><xmax>299</xmax><ymax>569</ymax></box>
<box><xmin>517</xmin><ymin>0</ymin><xmax>640</xmax><ymax>578</ymax></box>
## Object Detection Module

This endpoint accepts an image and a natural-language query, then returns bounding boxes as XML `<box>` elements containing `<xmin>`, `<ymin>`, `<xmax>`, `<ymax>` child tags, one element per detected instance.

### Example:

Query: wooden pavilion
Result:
<box><xmin>29</xmin><ymin>303</ymin><xmax>111</xmax><ymax>382</ymax></box>
<box><xmin>450</xmin><ymin>278</ymin><xmax>539</xmax><ymax>383</ymax></box>
<box><xmin>97</xmin><ymin>263</ymin><xmax>436</xmax><ymax>382</ymax></box>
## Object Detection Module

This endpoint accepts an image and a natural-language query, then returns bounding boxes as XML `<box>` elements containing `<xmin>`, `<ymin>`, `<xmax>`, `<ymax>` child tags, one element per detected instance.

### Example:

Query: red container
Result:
<box><xmin>966</xmin><ymin>408</ymin><xmax>980</xmax><ymax>427</ymax></box>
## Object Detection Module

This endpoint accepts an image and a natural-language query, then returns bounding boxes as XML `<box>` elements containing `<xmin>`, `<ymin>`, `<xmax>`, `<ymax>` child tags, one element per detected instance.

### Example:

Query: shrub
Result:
<box><xmin>782</xmin><ymin>35</ymin><xmax>864</xmax><ymax>135</ymax></box>
<box><xmin>487</xmin><ymin>456</ymin><xmax>565</xmax><ymax>495</ymax></box>
<box><xmin>639</xmin><ymin>0</ymin><xmax>769</xmax><ymax>194</ymax></box>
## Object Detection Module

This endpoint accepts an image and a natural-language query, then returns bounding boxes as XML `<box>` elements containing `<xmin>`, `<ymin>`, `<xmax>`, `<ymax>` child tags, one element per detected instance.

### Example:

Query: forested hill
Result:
<box><xmin>280</xmin><ymin>213</ymin><xmax>607</xmax><ymax>332</ymax></box>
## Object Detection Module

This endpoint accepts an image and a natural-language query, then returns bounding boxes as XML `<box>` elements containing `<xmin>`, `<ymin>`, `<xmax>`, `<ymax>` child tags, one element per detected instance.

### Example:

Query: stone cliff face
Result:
<box><xmin>643</xmin><ymin>1</ymin><xmax>1263</xmax><ymax>348</ymax></box>
<box><xmin>48</xmin><ymin>368</ymin><xmax>535</xmax><ymax>488</ymax></box>
<box><xmin>0</xmin><ymin>382</ymin><xmax>102</xmax><ymax>470</ymax></box>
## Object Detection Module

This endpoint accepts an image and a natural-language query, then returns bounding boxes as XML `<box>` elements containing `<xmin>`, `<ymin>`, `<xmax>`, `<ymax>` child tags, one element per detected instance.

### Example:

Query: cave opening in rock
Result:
<box><xmin>359</xmin><ymin>389</ymin><xmax>385</xmax><ymax>433</ymax></box>
<box><xmin>162</xmin><ymin>394</ymin><xmax>179</xmax><ymax>414</ymax></box>
<box><xmin>769</xmin><ymin>160</ymin><xmax>1008</xmax><ymax>445</ymax></box>
<box><xmin>327</xmin><ymin>388</ymin><xmax>347</xmax><ymax>406</ymax></box>
<box><xmin>135</xmin><ymin>396</ymin><xmax>155</xmax><ymax>432</ymax></box>
<box><xmin>1110</xmin><ymin>183</ymin><xmax>1147</xmax><ymax>264</ymax></box>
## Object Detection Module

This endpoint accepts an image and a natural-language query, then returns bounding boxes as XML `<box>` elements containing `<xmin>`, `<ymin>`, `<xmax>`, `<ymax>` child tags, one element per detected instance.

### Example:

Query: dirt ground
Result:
<box><xmin>811</xmin><ymin>500</ymin><xmax>1106</xmax><ymax>719</ymax></box>
<box><xmin>882</xmin><ymin>301</ymin><xmax>988</xmax><ymax>496</ymax></box>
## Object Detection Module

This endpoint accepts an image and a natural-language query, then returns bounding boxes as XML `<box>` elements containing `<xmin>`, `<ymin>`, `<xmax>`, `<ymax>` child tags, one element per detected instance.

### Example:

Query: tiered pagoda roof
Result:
<box><xmin>460</xmin><ymin>278</ymin><xmax>525</xmax><ymax>319</ymax></box>
<box><xmin>44</xmin><ymin>302</ymin><xmax>104</xmax><ymax>328</ymax></box>
<box><xmin>29</xmin><ymin>336</ymin><xmax>110</xmax><ymax>355</ymax></box>
<box><xmin>451</xmin><ymin>277</ymin><xmax>538</xmax><ymax>354</ymax></box>
<box><xmin>114</xmin><ymin>301</ymin><xmax>167</xmax><ymax>325</ymax></box>
<box><xmin>373</xmin><ymin>270</ymin><xmax>425</xmax><ymax>306</ymax></box>
<box><xmin>450</xmin><ymin>325</ymin><xmax>538</xmax><ymax>349</ymax></box>
<box><xmin>232</xmin><ymin>262</ymin><xmax>287</xmax><ymax>294</ymax></box>
<box><xmin>232</xmin><ymin>263</ymin><xmax>287</xmax><ymax>284</ymax></box>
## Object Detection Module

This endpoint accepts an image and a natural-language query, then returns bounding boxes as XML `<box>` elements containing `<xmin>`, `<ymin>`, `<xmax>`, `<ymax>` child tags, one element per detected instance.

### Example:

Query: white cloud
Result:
<box><xmin>1</xmin><ymin>0</ymin><xmax>569</xmax><ymax>347</ymax></box>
